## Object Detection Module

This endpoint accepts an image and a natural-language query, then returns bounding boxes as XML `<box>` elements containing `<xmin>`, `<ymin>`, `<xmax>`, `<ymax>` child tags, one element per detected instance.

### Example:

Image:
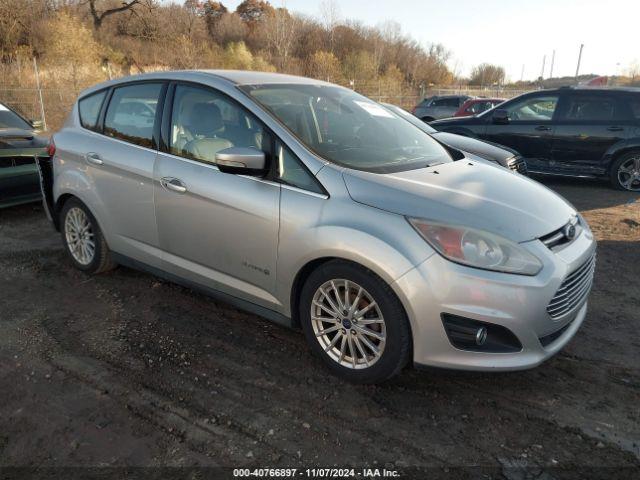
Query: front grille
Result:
<box><xmin>507</xmin><ymin>156</ymin><xmax>527</xmax><ymax>175</ymax></box>
<box><xmin>547</xmin><ymin>253</ymin><xmax>596</xmax><ymax>319</ymax></box>
<box><xmin>540</xmin><ymin>217</ymin><xmax>581</xmax><ymax>250</ymax></box>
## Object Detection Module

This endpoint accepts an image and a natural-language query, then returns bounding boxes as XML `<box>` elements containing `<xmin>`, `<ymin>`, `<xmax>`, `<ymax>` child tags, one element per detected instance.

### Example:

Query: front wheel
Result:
<box><xmin>610</xmin><ymin>152</ymin><xmax>640</xmax><ymax>191</ymax></box>
<box><xmin>299</xmin><ymin>260</ymin><xmax>412</xmax><ymax>383</ymax></box>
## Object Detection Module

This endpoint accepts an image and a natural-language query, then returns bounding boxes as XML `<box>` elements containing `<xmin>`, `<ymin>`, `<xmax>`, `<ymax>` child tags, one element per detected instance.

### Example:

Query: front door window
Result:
<box><xmin>504</xmin><ymin>95</ymin><xmax>559</xmax><ymax>122</ymax></box>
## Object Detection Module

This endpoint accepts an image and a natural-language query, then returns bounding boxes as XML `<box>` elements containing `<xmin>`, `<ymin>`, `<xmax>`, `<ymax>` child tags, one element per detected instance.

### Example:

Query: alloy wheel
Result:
<box><xmin>617</xmin><ymin>156</ymin><xmax>640</xmax><ymax>191</ymax></box>
<box><xmin>310</xmin><ymin>279</ymin><xmax>386</xmax><ymax>369</ymax></box>
<box><xmin>64</xmin><ymin>207</ymin><xmax>95</xmax><ymax>265</ymax></box>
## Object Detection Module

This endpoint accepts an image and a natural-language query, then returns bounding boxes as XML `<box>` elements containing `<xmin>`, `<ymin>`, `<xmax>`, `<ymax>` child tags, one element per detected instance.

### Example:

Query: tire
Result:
<box><xmin>421</xmin><ymin>117</ymin><xmax>435</xmax><ymax>123</ymax></box>
<box><xmin>610</xmin><ymin>151</ymin><xmax>640</xmax><ymax>191</ymax></box>
<box><xmin>59</xmin><ymin>198</ymin><xmax>116</xmax><ymax>274</ymax></box>
<box><xmin>299</xmin><ymin>260</ymin><xmax>412</xmax><ymax>383</ymax></box>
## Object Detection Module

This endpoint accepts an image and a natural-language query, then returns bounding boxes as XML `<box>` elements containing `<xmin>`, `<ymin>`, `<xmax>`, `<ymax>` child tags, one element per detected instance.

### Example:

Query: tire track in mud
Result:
<box><xmin>2</xmin><ymin>201</ymin><xmax>640</xmax><ymax>469</ymax></box>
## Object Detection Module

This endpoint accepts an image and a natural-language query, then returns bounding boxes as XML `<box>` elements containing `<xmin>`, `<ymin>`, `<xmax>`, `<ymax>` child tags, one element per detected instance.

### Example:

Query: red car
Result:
<box><xmin>454</xmin><ymin>98</ymin><xmax>505</xmax><ymax>117</ymax></box>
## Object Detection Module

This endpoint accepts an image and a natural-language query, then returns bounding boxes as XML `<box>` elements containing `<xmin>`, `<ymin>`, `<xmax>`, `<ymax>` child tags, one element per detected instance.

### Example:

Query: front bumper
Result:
<box><xmin>394</xmin><ymin>229</ymin><xmax>596</xmax><ymax>371</ymax></box>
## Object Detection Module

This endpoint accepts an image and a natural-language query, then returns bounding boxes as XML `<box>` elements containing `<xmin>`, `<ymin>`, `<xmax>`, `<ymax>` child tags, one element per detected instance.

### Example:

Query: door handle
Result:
<box><xmin>85</xmin><ymin>152</ymin><xmax>103</xmax><ymax>165</ymax></box>
<box><xmin>607</xmin><ymin>126</ymin><xmax>624</xmax><ymax>132</ymax></box>
<box><xmin>534</xmin><ymin>125</ymin><xmax>551</xmax><ymax>131</ymax></box>
<box><xmin>161</xmin><ymin>177</ymin><xmax>187</xmax><ymax>194</ymax></box>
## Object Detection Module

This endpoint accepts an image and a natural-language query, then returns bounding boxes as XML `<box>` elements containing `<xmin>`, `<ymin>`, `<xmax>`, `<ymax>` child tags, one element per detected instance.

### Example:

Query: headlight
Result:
<box><xmin>407</xmin><ymin>218</ymin><xmax>543</xmax><ymax>276</ymax></box>
<box><xmin>577</xmin><ymin>213</ymin><xmax>593</xmax><ymax>238</ymax></box>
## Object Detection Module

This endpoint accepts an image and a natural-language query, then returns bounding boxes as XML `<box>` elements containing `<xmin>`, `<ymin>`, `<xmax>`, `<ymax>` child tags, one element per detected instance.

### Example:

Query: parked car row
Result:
<box><xmin>429</xmin><ymin>86</ymin><xmax>640</xmax><ymax>191</ymax></box>
<box><xmin>412</xmin><ymin>95</ymin><xmax>504</xmax><ymax>121</ymax></box>
<box><xmin>38</xmin><ymin>70</ymin><xmax>596</xmax><ymax>383</ymax></box>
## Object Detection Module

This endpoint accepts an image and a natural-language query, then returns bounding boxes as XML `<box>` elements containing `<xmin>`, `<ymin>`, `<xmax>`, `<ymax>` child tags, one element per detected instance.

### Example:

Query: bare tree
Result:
<box><xmin>318</xmin><ymin>0</ymin><xmax>340</xmax><ymax>53</ymax></box>
<box><xmin>627</xmin><ymin>60</ymin><xmax>640</xmax><ymax>83</ymax></box>
<box><xmin>261</xmin><ymin>7</ymin><xmax>299</xmax><ymax>71</ymax></box>
<box><xmin>470</xmin><ymin>63</ymin><xmax>505</xmax><ymax>87</ymax></box>
<box><xmin>85</xmin><ymin>0</ymin><xmax>145</xmax><ymax>30</ymax></box>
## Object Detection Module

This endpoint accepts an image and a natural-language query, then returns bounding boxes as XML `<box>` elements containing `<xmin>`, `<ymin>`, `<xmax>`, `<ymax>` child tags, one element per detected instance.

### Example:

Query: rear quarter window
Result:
<box><xmin>78</xmin><ymin>91</ymin><xmax>107</xmax><ymax>131</ymax></box>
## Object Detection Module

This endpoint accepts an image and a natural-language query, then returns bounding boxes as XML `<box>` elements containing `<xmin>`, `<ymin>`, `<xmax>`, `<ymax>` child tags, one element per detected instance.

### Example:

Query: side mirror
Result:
<box><xmin>492</xmin><ymin>109</ymin><xmax>509</xmax><ymax>125</ymax></box>
<box><xmin>31</xmin><ymin>119</ymin><xmax>44</xmax><ymax>131</ymax></box>
<box><xmin>215</xmin><ymin>147</ymin><xmax>266</xmax><ymax>176</ymax></box>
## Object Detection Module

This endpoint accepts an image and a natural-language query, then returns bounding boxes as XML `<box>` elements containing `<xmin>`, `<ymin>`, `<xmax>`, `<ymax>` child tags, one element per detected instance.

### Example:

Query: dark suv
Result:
<box><xmin>431</xmin><ymin>87</ymin><xmax>640</xmax><ymax>191</ymax></box>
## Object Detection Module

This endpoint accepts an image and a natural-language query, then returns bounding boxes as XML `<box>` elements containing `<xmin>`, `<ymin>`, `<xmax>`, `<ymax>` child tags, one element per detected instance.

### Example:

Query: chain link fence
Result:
<box><xmin>0</xmin><ymin>87</ymin><xmax>78</xmax><ymax>132</ymax></box>
<box><xmin>336</xmin><ymin>80</ymin><xmax>534</xmax><ymax>111</ymax></box>
<box><xmin>0</xmin><ymin>79</ymin><xmax>536</xmax><ymax>132</ymax></box>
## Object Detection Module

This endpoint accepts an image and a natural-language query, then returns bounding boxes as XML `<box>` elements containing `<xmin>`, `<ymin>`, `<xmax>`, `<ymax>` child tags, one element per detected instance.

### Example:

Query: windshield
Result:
<box><xmin>241</xmin><ymin>84</ymin><xmax>451</xmax><ymax>173</ymax></box>
<box><xmin>381</xmin><ymin>103</ymin><xmax>437</xmax><ymax>134</ymax></box>
<box><xmin>0</xmin><ymin>103</ymin><xmax>32</xmax><ymax>130</ymax></box>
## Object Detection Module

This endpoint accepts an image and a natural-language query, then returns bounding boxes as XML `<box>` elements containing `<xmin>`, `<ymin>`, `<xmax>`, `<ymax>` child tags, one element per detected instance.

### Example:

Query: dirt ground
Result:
<box><xmin>0</xmin><ymin>176</ymin><xmax>639</xmax><ymax>478</ymax></box>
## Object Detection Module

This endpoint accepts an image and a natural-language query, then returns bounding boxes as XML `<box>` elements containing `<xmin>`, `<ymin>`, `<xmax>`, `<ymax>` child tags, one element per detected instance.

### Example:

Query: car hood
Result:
<box><xmin>342</xmin><ymin>161</ymin><xmax>576</xmax><ymax>243</ymax></box>
<box><xmin>431</xmin><ymin>131</ymin><xmax>518</xmax><ymax>163</ymax></box>
<box><xmin>0</xmin><ymin>128</ymin><xmax>48</xmax><ymax>153</ymax></box>
<box><xmin>430</xmin><ymin>115</ymin><xmax>483</xmax><ymax>129</ymax></box>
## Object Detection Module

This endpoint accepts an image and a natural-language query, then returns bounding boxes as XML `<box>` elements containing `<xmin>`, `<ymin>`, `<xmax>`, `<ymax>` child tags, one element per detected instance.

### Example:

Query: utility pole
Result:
<box><xmin>575</xmin><ymin>44</ymin><xmax>584</xmax><ymax>79</ymax></box>
<box><xmin>540</xmin><ymin>55</ymin><xmax>546</xmax><ymax>80</ymax></box>
<box><xmin>520</xmin><ymin>64</ymin><xmax>525</xmax><ymax>82</ymax></box>
<box><xmin>549</xmin><ymin>50</ymin><xmax>556</xmax><ymax>79</ymax></box>
<box><xmin>32</xmin><ymin>57</ymin><xmax>47</xmax><ymax>132</ymax></box>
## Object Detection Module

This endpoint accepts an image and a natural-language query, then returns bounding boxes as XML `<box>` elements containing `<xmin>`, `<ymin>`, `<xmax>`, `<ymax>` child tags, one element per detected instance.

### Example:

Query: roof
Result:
<box><xmin>79</xmin><ymin>69</ymin><xmax>338</xmax><ymax>98</ymax></box>
<box><xmin>431</xmin><ymin>94</ymin><xmax>470</xmax><ymax>98</ymax></box>
<box><xmin>555</xmin><ymin>85</ymin><xmax>640</xmax><ymax>93</ymax></box>
<box><xmin>197</xmin><ymin>70</ymin><xmax>334</xmax><ymax>86</ymax></box>
<box><xmin>464</xmin><ymin>98</ymin><xmax>505</xmax><ymax>102</ymax></box>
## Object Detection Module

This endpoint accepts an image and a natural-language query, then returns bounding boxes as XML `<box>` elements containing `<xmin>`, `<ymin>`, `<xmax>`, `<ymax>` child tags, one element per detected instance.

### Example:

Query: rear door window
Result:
<box><xmin>104</xmin><ymin>83</ymin><xmax>163</xmax><ymax>148</ymax></box>
<box><xmin>433</xmin><ymin>97</ymin><xmax>460</xmax><ymax>107</ymax></box>
<box><xmin>78</xmin><ymin>90</ymin><xmax>106</xmax><ymax>131</ymax></box>
<box><xmin>563</xmin><ymin>94</ymin><xmax>624</xmax><ymax>122</ymax></box>
<box><xmin>467</xmin><ymin>101</ymin><xmax>491</xmax><ymax>114</ymax></box>
<box><xmin>625</xmin><ymin>97</ymin><xmax>640</xmax><ymax>121</ymax></box>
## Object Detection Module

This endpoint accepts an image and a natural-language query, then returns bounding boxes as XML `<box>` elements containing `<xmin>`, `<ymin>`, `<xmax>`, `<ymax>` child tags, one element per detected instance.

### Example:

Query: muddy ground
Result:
<box><xmin>0</xmin><ymin>177</ymin><xmax>639</xmax><ymax>478</ymax></box>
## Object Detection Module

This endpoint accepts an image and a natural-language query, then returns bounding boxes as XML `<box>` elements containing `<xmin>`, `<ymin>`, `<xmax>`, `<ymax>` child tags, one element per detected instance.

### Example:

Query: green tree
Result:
<box><xmin>342</xmin><ymin>50</ymin><xmax>377</xmax><ymax>83</ymax></box>
<box><xmin>308</xmin><ymin>50</ymin><xmax>341</xmax><ymax>82</ymax></box>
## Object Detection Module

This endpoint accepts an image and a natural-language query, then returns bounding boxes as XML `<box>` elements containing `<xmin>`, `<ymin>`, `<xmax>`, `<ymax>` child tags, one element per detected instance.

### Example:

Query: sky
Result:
<box><xmin>217</xmin><ymin>0</ymin><xmax>639</xmax><ymax>81</ymax></box>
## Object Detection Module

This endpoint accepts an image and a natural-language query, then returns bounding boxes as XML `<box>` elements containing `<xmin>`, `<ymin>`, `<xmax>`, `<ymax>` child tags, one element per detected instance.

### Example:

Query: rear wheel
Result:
<box><xmin>610</xmin><ymin>152</ymin><xmax>640</xmax><ymax>191</ymax></box>
<box><xmin>60</xmin><ymin>198</ymin><xmax>116</xmax><ymax>274</ymax></box>
<box><xmin>299</xmin><ymin>260</ymin><xmax>411</xmax><ymax>383</ymax></box>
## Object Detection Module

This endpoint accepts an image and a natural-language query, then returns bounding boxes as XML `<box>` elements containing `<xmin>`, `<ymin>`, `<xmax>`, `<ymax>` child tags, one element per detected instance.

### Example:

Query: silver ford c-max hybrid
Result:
<box><xmin>40</xmin><ymin>70</ymin><xmax>596</xmax><ymax>383</ymax></box>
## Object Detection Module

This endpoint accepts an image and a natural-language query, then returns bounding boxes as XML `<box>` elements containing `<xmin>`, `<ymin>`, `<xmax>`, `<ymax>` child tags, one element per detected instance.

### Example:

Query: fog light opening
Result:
<box><xmin>441</xmin><ymin>313</ymin><xmax>522</xmax><ymax>353</ymax></box>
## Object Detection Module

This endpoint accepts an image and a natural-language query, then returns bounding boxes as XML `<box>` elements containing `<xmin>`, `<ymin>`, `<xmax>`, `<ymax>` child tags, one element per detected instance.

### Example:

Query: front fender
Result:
<box><xmin>275</xmin><ymin>165</ymin><xmax>436</xmax><ymax>318</ymax></box>
<box><xmin>277</xmin><ymin>222</ymin><xmax>435</xmax><ymax>319</ymax></box>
